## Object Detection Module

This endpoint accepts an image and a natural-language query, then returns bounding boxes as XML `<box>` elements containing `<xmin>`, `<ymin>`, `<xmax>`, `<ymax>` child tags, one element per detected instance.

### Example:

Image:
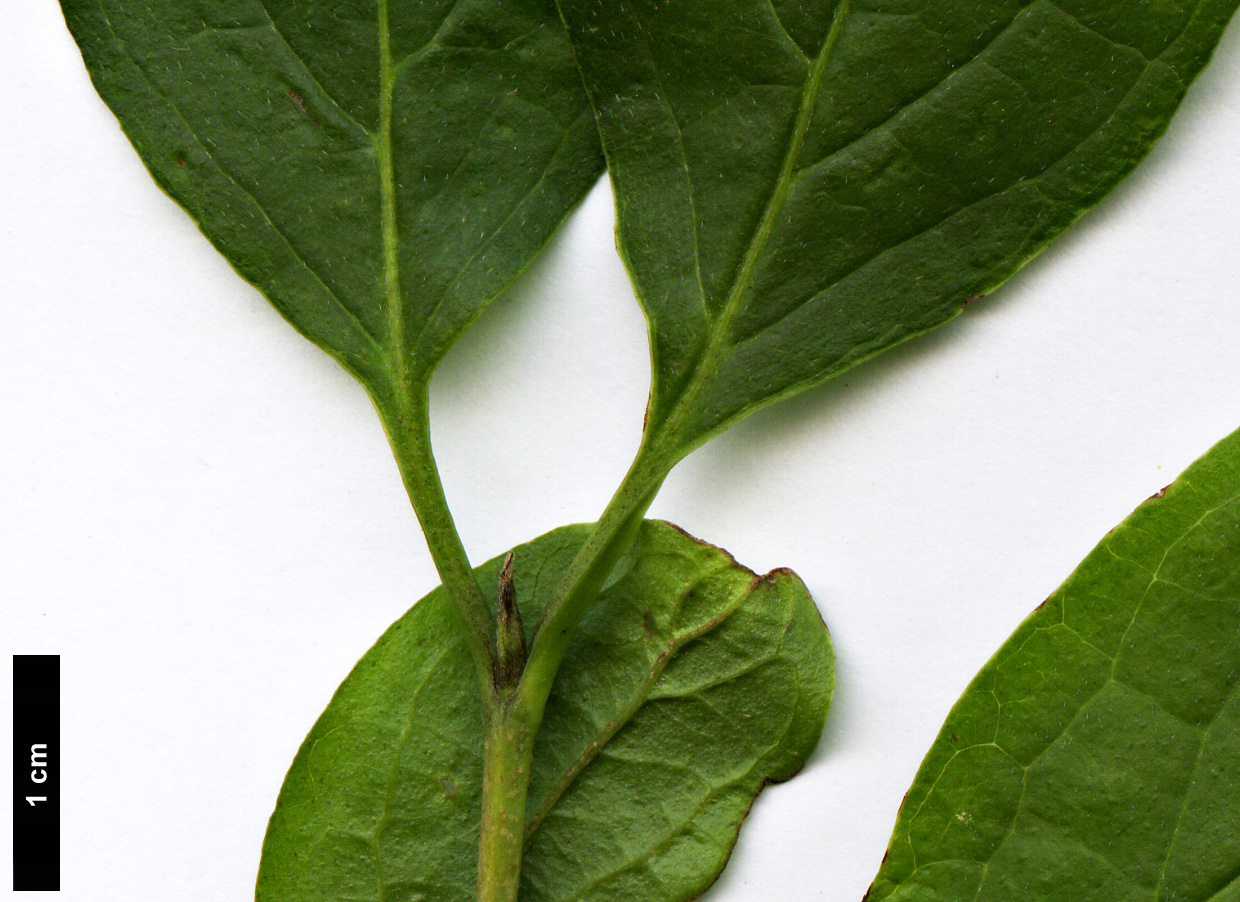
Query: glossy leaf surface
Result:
<box><xmin>257</xmin><ymin>520</ymin><xmax>833</xmax><ymax>902</ymax></box>
<box><xmin>559</xmin><ymin>0</ymin><xmax>1240</xmax><ymax>459</ymax></box>
<box><xmin>60</xmin><ymin>0</ymin><xmax>604</xmax><ymax>401</ymax></box>
<box><xmin>868</xmin><ymin>426</ymin><xmax>1240</xmax><ymax>902</ymax></box>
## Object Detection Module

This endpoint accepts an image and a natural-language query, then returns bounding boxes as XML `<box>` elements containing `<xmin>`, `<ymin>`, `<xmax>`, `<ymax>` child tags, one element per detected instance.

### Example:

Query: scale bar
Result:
<box><xmin>13</xmin><ymin>655</ymin><xmax>60</xmax><ymax>891</ymax></box>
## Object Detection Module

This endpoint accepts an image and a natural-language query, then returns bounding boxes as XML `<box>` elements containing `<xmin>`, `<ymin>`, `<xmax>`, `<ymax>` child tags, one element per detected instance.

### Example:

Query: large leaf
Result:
<box><xmin>60</xmin><ymin>0</ymin><xmax>604</xmax><ymax>403</ymax></box>
<box><xmin>866</xmin><ymin>425</ymin><xmax>1240</xmax><ymax>902</ymax></box>
<box><xmin>257</xmin><ymin>520</ymin><xmax>833</xmax><ymax>902</ymax></box>
<box><xmin>558</xmin><ymin>0</ymin><xmax>1240</xmax><ymax>460</ymax></box>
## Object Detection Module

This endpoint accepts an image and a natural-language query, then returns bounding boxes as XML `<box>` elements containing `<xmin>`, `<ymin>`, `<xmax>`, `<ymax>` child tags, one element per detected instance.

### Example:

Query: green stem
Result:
<box><xmin>520</xmin><ymin>441</ymin><xmax>668</xmax><ymax>714</ymax></box>
<box><xmin>381</xmin><ymin>393</ymin><xmax>677</xmax><ymax>900</ymax></box>
<box><xmin>383</xmin><ymin>400</ymin><xmax>682</xmax><ymax>902</ymax></box>
<box><xmin>478</xmin><ymin>696</ymin><xmax>538</xmax><ymax>902</ymax></box>
<box><xmin>473</xmin><ymin>440</ymin><xmax>670</xmax><ymax>902</ymax></box>
<box><xmin>380</xmin><ymin>390</ymin><xmax>496</xmax><ymax>694</ymax></box>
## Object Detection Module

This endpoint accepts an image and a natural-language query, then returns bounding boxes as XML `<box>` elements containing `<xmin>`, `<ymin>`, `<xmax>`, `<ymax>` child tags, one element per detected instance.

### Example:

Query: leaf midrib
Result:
<box><xmin>645</xmin><ymin>0</ymin><xmax>1193</xmax><ymax>456</ymax></box>
<box><xmin>732</xmin><ymin>0</ymin><xmax>1179</xmax><ymax>351</ymax></box>
<box><xmin>376</xmin><ymin>0</ymin><xmax>408</xmax><ymax>403</ymax></box>
<box><xmin>522</xmin><ymin>564</ymin><xmax>763</xmax><ymax>842</ymax></box>
<box><xmin>649</xmin><ymin>0</ymin><xmax>852</xmax><ymax>456</ymax></box>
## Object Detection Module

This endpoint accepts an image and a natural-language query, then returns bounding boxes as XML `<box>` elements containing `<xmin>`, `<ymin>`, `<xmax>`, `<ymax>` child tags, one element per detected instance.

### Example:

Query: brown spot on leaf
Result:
<box><xmin>643</xmin><ymin>610</ymin><xmax>656</xmax><ymax>638</ymax></box>
<box><xmin>175</xmin><ymin>155</ymin><xmax>188</xmax><ymax>170</ymax></box>
<box><xmin>287</xmin><ymin>88</ymin><xmax>321</xmax><ymax>127</ymax></box>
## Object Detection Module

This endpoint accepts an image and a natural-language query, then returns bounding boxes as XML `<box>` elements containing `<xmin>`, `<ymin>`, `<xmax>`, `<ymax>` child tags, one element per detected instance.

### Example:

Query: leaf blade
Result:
<box><xmin>256</xmin><ymin>521</ymin><xmax>833</xmax><ymax>902</ymax></box>
<box><xmin>60</xmin><ymin>0</ymin><xmax>604</xmax><ymax>400</ymax></box>
<box><xmin>560</xmin><ymin>0</ymin><xmax>1240</xmax><ymax>459</ymax></box>
<box><xmin>867</xmin><ymin>426</ymin><xmax>1240</xmax><ymax>902</ymax></box>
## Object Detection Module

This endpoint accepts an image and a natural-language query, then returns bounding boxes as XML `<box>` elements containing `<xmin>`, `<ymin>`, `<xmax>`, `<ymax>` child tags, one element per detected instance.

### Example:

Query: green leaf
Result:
<box><xmin>867</xmin><ymin>426</ymin><xmax>1240</xmax><ymax>902</ymax></box>
<box><xmin>60</xmin><ymin>0</ymin><xmax>604</xmax><ymax>403</ymax></box>
<box><xmin>558</xmin><ymin>0</ymin><xmax>1240</xmax><ymax>461</ymax></box>
<box><xmin>256</xmin><ymin>520</ymin><xmax>833</xmax><ymax>902</ymax></box>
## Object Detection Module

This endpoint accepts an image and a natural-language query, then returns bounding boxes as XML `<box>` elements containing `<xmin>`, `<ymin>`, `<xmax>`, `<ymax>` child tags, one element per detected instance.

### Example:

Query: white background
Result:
<box><xmin>3</xmin><ymin>5</ymin><xmax>1240</xmax><ymax>900</ymax></box>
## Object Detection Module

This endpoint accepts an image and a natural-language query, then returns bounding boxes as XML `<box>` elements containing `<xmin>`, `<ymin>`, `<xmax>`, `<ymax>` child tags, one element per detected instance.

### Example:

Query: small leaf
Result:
<box><xmin>558</xmin><ymin>0</ymin><xmax>1240</xmax><ymax>460</ymax></box>
<box><xmin>256</xmin><ymin>520</ymin><xmax>833</xmax><ymax>902</ymax></box>
<box><xmin>60</xmin><ymin>0</ymin><xmax>604</xmax><ymax>403</ymax></box>
<box><xmin>867</xmin><ymin>426</ymin><xmax>1240</xmax><ymax>902</ymax></box>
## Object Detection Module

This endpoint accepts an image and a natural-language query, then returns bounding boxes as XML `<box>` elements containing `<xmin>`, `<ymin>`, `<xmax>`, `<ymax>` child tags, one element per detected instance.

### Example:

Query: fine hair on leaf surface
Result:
<box><xmin>31</xmin><ymin>0</ymin><xmax>1240</xmax><ymax>900</ymax></box>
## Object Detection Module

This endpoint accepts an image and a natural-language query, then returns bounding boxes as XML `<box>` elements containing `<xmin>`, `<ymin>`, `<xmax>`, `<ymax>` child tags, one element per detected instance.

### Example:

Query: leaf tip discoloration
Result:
<box><xmin>762</xmin><ymin>565</ymin><xmax>804</xmax><ymax>584</ymax></box>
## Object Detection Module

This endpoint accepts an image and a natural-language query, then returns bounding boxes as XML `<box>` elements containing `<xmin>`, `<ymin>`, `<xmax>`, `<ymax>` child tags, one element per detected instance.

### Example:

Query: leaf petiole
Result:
<box><xmin>520</xmin><ymin>441</ymin><xmax>668</xmax><ymax>712</ymax></box>
<box><xmin>472</xmin><ymin>440</ymin><xmax>669</xmax><ymax>902</ymax></box>
<box><xmin>379</xmin><ymin>389</ymin><xmax>496</xmax><ymax>695</ymax></box>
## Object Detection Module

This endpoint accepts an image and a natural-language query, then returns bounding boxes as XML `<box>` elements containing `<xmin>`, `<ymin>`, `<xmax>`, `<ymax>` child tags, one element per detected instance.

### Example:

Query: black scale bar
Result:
<box><xmin>13</xmin><ymin>655</ymin><xmax>59</xmax><ymax>891</ymax></box>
